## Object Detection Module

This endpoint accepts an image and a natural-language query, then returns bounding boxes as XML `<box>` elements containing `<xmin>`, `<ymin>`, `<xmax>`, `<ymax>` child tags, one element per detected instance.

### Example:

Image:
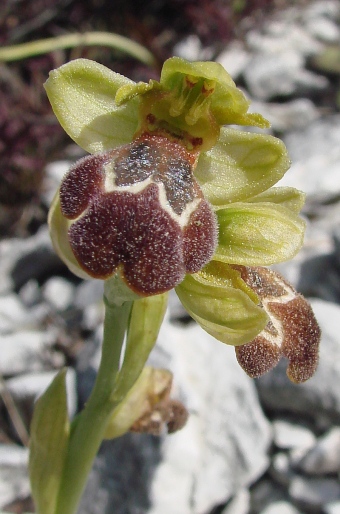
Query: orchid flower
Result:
<box><xmin>28</xmin><ymin>57</ymin><xmax>320</xmax><ymax>514</ymax></box>
<box><xmin>46</xmin><ymin>57</ymin><xmax>320</xmax><ymax>382</ymax></box>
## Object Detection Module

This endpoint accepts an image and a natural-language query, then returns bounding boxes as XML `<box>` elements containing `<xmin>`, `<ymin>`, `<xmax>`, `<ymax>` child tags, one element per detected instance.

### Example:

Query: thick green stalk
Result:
<box><xmin>53</xmin><ymin>299</ymin><xmax>132</xmax><ymax>514</ymax></box>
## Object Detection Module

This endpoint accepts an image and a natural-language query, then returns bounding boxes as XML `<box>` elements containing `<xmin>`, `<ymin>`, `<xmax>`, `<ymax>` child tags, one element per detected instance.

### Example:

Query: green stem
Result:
<box><xmin>0</xmin><ymin>32</ymin><xmax>156</xmax><ymax>67</ymax></box>
<box><xmin>53</xmin><ymin>299</ymin><xmax>132</xmax><ymax>514</ymax></box>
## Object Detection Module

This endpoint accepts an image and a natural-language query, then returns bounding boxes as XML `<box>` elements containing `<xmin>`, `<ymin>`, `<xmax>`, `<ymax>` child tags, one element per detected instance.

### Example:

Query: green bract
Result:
<box><xmin>45</xmin><ymin>56</ymin><xmax>306</xmax><ymax>348</ymax></box>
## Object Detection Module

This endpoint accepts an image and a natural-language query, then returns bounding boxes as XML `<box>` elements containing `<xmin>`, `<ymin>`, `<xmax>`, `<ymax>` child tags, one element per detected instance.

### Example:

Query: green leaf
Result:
<box><xmin>176</xmin><ymin>261</ymin><xmax>268</xmax><ymax>346</ymax></box>
<box><xmin>29</xmin><ymin>370</ymin><xmax>70</xmax><ymax>514</ymax></box>
<box><xmin>44</xmin><ymin>58</ymin><xmax>139</xmax><ymax>154</ymax></box>
<box><xmin>215</xmin><ymin>202</ymin><xmax>306</xmax><ymax>266</ymax></box>
<box><xmin>247</xmin><ymin>186</ymin><xmax>306</xmax><ymax>213</ymax></box>
<box><xmin>0</xmin><ymin>32</ymin><xmax>156</xmax><ymax>66</ymax></box>
<box><xmin>195</xmin><ymin>127</ymin><xmax>290</xmax><ymax>207</ymax></box>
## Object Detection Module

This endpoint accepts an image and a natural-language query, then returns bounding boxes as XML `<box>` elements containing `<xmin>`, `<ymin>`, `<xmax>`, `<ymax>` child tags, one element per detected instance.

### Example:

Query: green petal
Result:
<box><xmin>176</xmin><ymin>262</ymin><xmax>268</xmax><ymax>346</ymax></box>
<box><xmin>29</xmin><ymin>370</ymin><xmax>70</xmax><ymax>514</ymax></box>
<box><xmin>195</xmin><ymin>127</ymin><xmax>290</xmax><ymax>207</ymax></box>
<box><xmin>44</xmin><ymin>58</ymin><xmax>139</xmax><ymax>153</ymax></box>
<box><xmin>247</xmin><ymin>186</ymin><xmax>306</xmax><ymax>213</ymax></box>
<box><xmin>215</xmin><ymin>202</ymin><xmax>306</xmax><ymax>266</ymax></box>
<box><xmin>115</xmin><ymin>79</ymin><xmax>159</xmax><ymax>105</ymax></box>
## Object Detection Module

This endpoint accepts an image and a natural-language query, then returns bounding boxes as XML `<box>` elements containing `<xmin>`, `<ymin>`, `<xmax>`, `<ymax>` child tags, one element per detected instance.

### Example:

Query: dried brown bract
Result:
<box><xmin>129</xmin><ymin>369</ymin><xmax>188</xmax><ymax>436</ymax></box>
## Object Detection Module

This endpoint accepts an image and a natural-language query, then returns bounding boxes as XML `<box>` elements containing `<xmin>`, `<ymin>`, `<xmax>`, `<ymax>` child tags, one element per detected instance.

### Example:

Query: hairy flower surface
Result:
<box><xmin>46</xmin><ymin>57</ymin><xmax>320</xmax><ymax>382</ymax></box>
<box><xmin>57</xmin><ymin>132</ymin><xmax>217</xmax><ymax>295</ymax></box>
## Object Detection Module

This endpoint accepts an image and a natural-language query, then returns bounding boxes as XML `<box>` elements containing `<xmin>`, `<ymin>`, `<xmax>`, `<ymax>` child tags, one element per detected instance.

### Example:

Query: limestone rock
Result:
<box><xmin>0</xmin><ymin>444</ymin><xmax>30</xmax><ymax>509</ymax></box>
<box><xmin>260</xmin><ymin>500</ymin><xmax>302</xmax><ymax>514</ymax></box>
<box><xmin>273</xmin><ymin>420</ymin><xmax>316</xmax><ymax>451</ymax></box>
<box><xmin>0</xmin><ymin>330</ymin><xmax>54</xmax><ymax>376</ymax></box>
<box><xmin>292</xmin><ymin>426</ymin><xmax>340</xmax><ymax>475</ymax></box>
<box><xmin>289</xmin><ymin>476</ymin><xmax>340</xmax><ymax>509</ymax></box>
<box><xmin>244</xmin><ymin>51</ymin><xmax>328</xmax><ymax>101</ymax></box>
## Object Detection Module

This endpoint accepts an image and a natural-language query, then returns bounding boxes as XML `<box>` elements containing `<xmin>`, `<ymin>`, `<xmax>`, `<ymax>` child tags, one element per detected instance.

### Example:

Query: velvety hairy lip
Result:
<box><xmin>60</xmin><ymin>134</ymin><xmax>218</xmax><ymax>295</ymax></box>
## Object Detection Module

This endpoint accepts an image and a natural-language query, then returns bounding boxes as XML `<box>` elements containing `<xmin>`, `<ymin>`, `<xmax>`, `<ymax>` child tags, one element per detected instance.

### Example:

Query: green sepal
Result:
<box><xmin>215</xmin><ymin>202</ymin><xmax>306</xmax><ymax>266</ymax></box>
<box><xmin>248</xmin><ymin>186</ymin><xmax>306</xmax><ymax>213</ymax></box>
<box><xmin>44</xmin><ymin>58</ymin><xmax>139</xmax><ymax>154</ymax></box>
<box><xmin>176</xmin><ymin>261</ymin><xmax>268</xmax><ymax>346</ymax></box>
<box><xmin>195</xmin><ymin>127</ymin><xmax>290</xmax><ymax>207</ymax></box>
<box><xmin>29</xmin><ymin>369</ymin><xmax>70</xmax><ymax>514</ymax></box>
<box><xmin>48</xmin><ymin>192</ymin><xmax>91</xmax><ymax>280</ymax></box>
<box><xmin>111</xmin><ymin>293</ymin><xmax>168</xmax><ymax>404</ymax></box>
<box><xmin>104</xmin><ymin>367</ymin><xmax>172</xmax><ymax>439</ymax></box>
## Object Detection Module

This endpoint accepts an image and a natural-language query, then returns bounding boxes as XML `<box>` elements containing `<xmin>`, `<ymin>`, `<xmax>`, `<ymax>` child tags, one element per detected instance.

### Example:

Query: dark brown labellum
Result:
<box><xmin>59</xmin><ymin>133</ymin><xmax>218</xmax><ymax>295</ymax></box>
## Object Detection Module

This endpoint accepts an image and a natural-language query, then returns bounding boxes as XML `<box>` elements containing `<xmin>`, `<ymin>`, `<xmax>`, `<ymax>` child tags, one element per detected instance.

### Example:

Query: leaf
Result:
<box><xmin>29</xmin><ymin>370</ymin><xmax>70</xmax><ymax>514</ymax></box>
<box><xmin>195</xmin><ymin>127</ymin><xmax>290</xmax><ymax>207</ymax></box>
<box><xmin>176</xmin><ymin>262</ymin><xmax>268</xmax><ymax>346</ymax></box>
<box><xmin>44</xmin><ymin>58</ymin><xmax>139</xmax><ymax>154</ymax></box>
<box><xmin>215</xmin><ymin>202</ymin><xmax>305</xmax><ymax>266</ymax></box>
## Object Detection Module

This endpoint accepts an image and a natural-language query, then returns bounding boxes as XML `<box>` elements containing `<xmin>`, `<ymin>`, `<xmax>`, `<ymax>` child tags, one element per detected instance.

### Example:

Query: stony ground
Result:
<box><xmin>1</xmin><ymin>1</ymin><xmax>340</xmax><ymax>513</ymax></box>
